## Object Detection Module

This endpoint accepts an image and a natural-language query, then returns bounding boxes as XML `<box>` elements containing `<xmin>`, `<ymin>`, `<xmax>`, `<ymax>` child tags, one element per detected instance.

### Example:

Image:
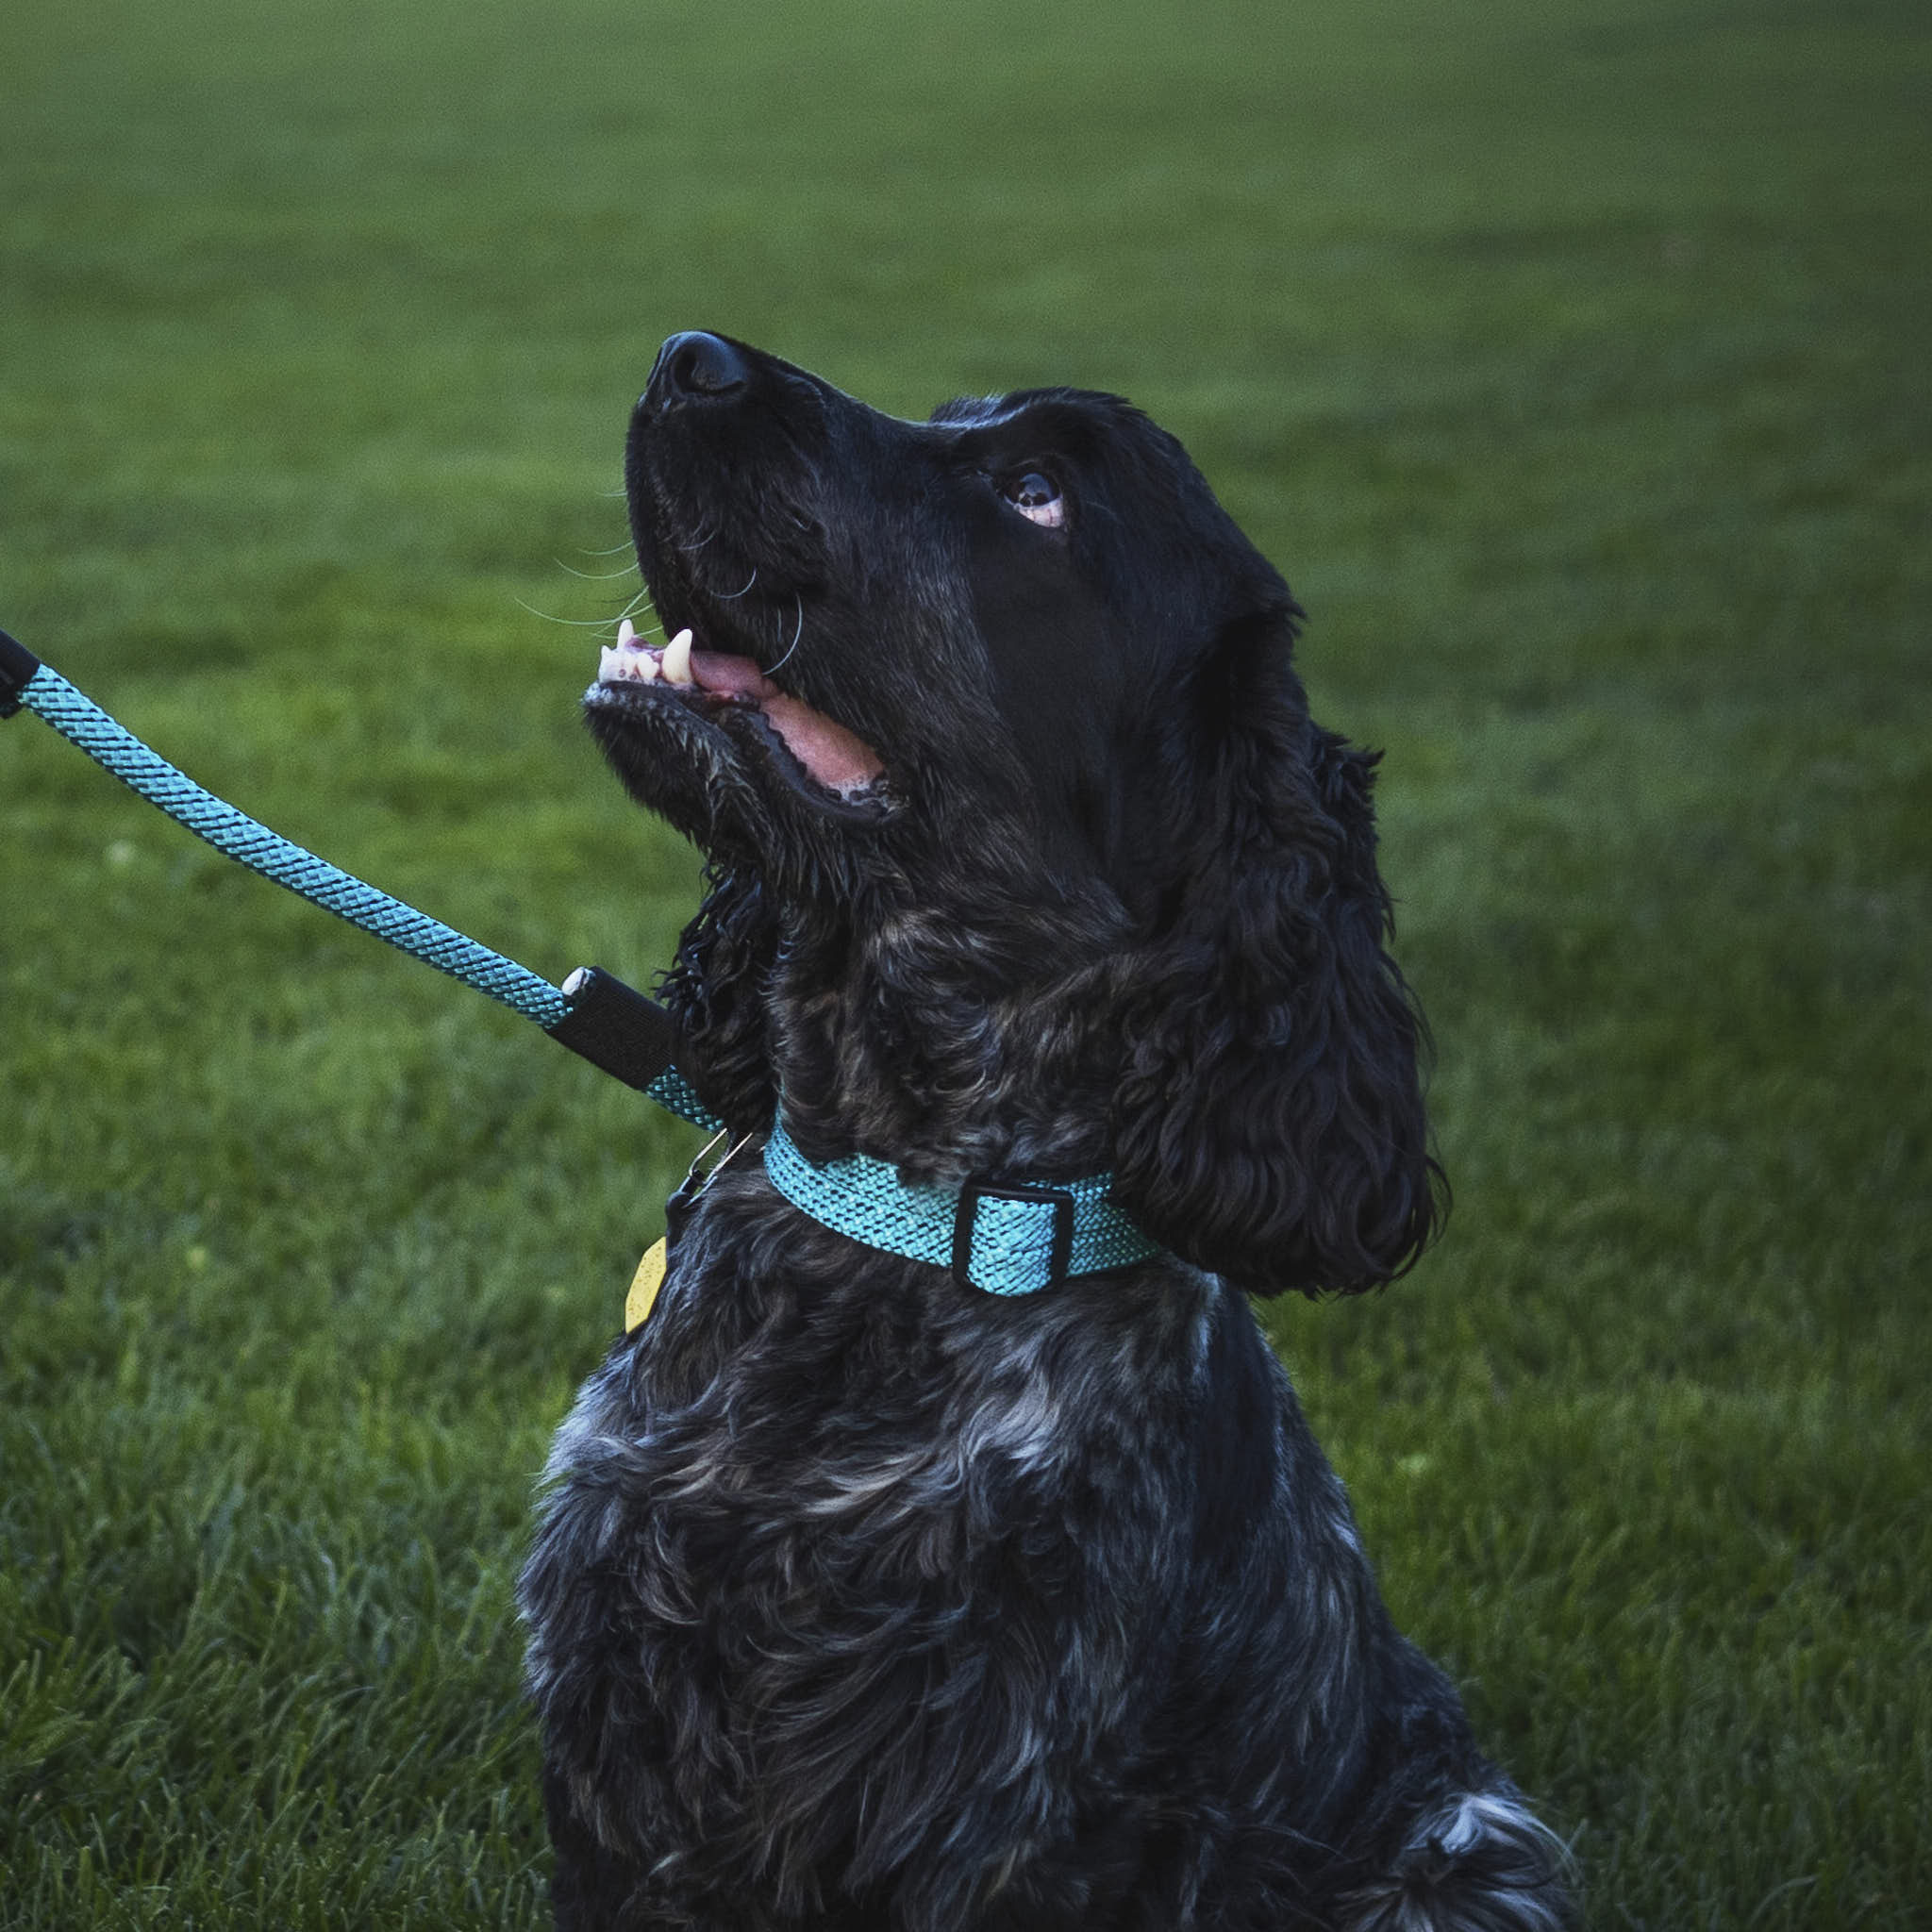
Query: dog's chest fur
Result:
<box><xmin>520</xmin><ymin>1169</ymin><xmax>1384</xmax><ymax>1925</ymax></box>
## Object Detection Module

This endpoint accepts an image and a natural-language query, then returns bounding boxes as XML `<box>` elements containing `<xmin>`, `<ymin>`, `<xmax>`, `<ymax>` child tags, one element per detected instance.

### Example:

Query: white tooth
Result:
<box><xmin>598</xmin><ymin>644</ymin><xmax>617</xmax><ymax>682</ymax></box>
<box><xmin>617</xmin><ymin>616</ymin><xmax>637</xmax><ymax>650</ymax></box>
<box><xmin>662</xmin><ymin>628</ymin><xmax>694</xmax><ymax>685</ymax></box>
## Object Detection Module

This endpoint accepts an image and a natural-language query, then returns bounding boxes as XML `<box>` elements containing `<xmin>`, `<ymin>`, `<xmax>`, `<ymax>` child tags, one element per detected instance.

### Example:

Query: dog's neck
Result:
<box><xmin>759</xmin><ymin>889</ymin><xmax>1126</xmax><ymax>1186</ymax></box>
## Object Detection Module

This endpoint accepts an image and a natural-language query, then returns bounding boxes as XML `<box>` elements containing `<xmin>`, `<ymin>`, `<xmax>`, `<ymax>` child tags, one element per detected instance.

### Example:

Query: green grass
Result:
<box><xmin>3</xmin><ymin>0</ymin><xmax>1927</xmax><ymax>1923</ymax></box>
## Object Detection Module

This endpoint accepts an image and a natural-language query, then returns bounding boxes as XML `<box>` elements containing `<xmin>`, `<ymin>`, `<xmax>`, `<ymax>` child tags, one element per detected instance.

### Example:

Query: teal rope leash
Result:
<box><xmin>0</xmin><ymin>628</ymin><xmax>721</xmax><ymax>1132</ymax></box>
<box><xmin>3</xmin><ymin>628</ymin><xmax>1161</xmax><ymax>1295</ymax></box>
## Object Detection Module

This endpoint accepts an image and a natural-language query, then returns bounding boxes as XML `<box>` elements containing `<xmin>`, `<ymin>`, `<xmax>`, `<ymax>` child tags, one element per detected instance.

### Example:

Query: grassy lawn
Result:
<box><xmin>3</xmin><ymin>0</ymin><xmax>1927</xmax><ymax>1924</ymax></box>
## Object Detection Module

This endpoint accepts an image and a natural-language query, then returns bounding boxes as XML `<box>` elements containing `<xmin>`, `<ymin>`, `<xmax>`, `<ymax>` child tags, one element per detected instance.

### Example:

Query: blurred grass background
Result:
<box><xmin>2</xmin><ymin>0</ymin><xmax>1927</xmax><ymax>1924</ymax></box>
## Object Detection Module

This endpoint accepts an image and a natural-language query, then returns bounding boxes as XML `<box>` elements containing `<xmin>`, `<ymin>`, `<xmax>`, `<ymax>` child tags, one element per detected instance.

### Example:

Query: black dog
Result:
<box><xmin>519</xmin><ymin>333</ymin><xmax>1568</xmax><ymax>1930</ymax></box>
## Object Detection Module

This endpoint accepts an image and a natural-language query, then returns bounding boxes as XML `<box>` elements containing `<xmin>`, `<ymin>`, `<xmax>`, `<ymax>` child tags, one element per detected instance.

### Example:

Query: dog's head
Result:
<box><xmin>587</xmin><ymin>332</ymin><xmax>1441</xmax><ymax>1295</ymax></box>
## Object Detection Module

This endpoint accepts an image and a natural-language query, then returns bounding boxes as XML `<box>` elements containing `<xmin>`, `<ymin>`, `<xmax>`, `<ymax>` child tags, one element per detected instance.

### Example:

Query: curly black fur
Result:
<box><xmin>519</xmin><ymin>333</ymin><xmax>1568</xmax><ymax>1929</ymax></box>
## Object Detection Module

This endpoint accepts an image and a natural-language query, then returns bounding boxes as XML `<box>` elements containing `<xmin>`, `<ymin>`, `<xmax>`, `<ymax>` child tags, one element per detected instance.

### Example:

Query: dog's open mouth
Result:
<box><xmin>592</xmin><ymin>618</ymin><xmax>887</xmax><ymax>804</ymax></box>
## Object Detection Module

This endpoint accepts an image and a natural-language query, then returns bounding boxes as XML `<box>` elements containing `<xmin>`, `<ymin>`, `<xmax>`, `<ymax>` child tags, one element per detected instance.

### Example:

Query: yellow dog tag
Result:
<box><xmin>626</xmin><ymin>1239</ymin><xmax>669</xmax><ymax>1330</ymax></box>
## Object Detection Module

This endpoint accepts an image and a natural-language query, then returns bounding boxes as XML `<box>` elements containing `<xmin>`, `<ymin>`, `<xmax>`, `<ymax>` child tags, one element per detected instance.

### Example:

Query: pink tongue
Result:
<box><xmin>690</xmin><ymin>649</ymin><xmax>884</xmax><ymax>793</ymax></box>
<box><xmin>689</xmin><ymin>649</ymin><xmax>777</xmax><ymax>700</ymax></box>
<box><xmin>760</xmin><ymin>693</ymin><xmax>885</xmax><ymax>791</ymax></box>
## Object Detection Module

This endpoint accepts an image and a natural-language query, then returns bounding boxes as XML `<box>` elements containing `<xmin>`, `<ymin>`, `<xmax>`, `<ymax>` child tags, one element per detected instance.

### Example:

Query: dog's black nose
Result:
<box><xmin>651</xmin><ymin>331</ymin><xmax>752</xmax><ymax>404</ymax></box>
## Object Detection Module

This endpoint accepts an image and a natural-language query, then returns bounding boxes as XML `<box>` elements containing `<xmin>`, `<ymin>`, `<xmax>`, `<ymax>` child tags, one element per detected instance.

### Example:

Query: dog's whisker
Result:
<box><xmin>514</xmin><ymin>598</ymin><xmax>621</xmax><ymax>629</ymax></box>
<box><xmin>513</xmin><ymin>591</ymin><xmax>661</xmax><ymax>638</ymax></box>
<box><xmin>717</xmin><ymin>567</ymin><xmax>758</xmax><ymax>602</ymax></box>
<box><xmin>556</xmin><ymin>558</ymin><xmax>643</xmax><ymax>581</ymax></box>
<box><xmin>760</xmin><ymin>596</ymin><xmax>805</xmax><ymax>678</ymax></box>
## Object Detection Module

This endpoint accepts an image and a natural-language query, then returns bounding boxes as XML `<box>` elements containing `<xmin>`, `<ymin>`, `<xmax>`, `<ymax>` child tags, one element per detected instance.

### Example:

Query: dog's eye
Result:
<box><xmin>1001</xmin><ymin>471</ymin><xmax>1066</xmax><ymax>530</ymax></box>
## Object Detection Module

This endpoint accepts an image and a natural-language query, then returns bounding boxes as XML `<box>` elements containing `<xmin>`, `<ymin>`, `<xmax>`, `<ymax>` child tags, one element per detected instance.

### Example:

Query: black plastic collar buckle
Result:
<box><xmin>951</xmin><ymin>1177</ymin><xmax>1076</xmax><ymax>1292</ymax></box>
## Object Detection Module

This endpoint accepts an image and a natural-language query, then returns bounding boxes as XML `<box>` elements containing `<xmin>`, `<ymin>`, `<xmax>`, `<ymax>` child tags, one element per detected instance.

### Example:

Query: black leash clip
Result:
<box><xmin>664</xmin><ymin>1125</ymin><xmax>759</xmax><ymax>1245</ymax></box>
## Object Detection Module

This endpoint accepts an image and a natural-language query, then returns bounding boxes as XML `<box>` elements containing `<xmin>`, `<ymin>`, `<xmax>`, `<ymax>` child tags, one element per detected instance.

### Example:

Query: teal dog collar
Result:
<box><xmin>763</xmin><ymin>1120</ymin><xmax>1162</xmax><ymax>1295</ymax></box>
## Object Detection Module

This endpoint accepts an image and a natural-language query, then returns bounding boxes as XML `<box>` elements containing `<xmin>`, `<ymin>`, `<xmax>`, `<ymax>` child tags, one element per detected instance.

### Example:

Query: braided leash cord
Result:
<box><xmin>6</xmin><ymin>657</ymin><xmax>720</xmax><ymax>1129</ymax></box>
<box><xmin>19</xmin><ymin>663</ymin><xmax>570</xmax><ymax>1019</ymax></box>
<box><xmin>645</xmin><ymin>1068</ymin><xmax>722</xmax><ymax>1129</ymax></box>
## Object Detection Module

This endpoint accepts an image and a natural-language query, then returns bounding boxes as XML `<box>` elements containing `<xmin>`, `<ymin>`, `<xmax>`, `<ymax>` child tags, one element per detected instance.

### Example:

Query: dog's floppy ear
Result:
<box><xmin>1108</xmin><ymin>611</ymin><xmax>1442</xmax><ymax>1296</ymax></box>
<box><xmin>658</xmin><ymin>862</ymin><xmax>781</xmax><ymax>1136</ymax></box>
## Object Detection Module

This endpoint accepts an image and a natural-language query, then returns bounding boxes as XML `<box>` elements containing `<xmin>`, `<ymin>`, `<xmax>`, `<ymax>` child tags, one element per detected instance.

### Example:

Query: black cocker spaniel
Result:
<box><xmin>518</xmin><ymin>333</ymin><xmax>1569</xmax><ymax>1931</ymax></box>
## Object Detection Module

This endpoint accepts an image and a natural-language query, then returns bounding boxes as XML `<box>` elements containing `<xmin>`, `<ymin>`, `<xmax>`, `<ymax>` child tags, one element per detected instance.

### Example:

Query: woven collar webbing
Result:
<box><xmin>762</xmin><ymin>1119</ymin><xmax>1162</xmax><ymax>1296</ymax></box>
